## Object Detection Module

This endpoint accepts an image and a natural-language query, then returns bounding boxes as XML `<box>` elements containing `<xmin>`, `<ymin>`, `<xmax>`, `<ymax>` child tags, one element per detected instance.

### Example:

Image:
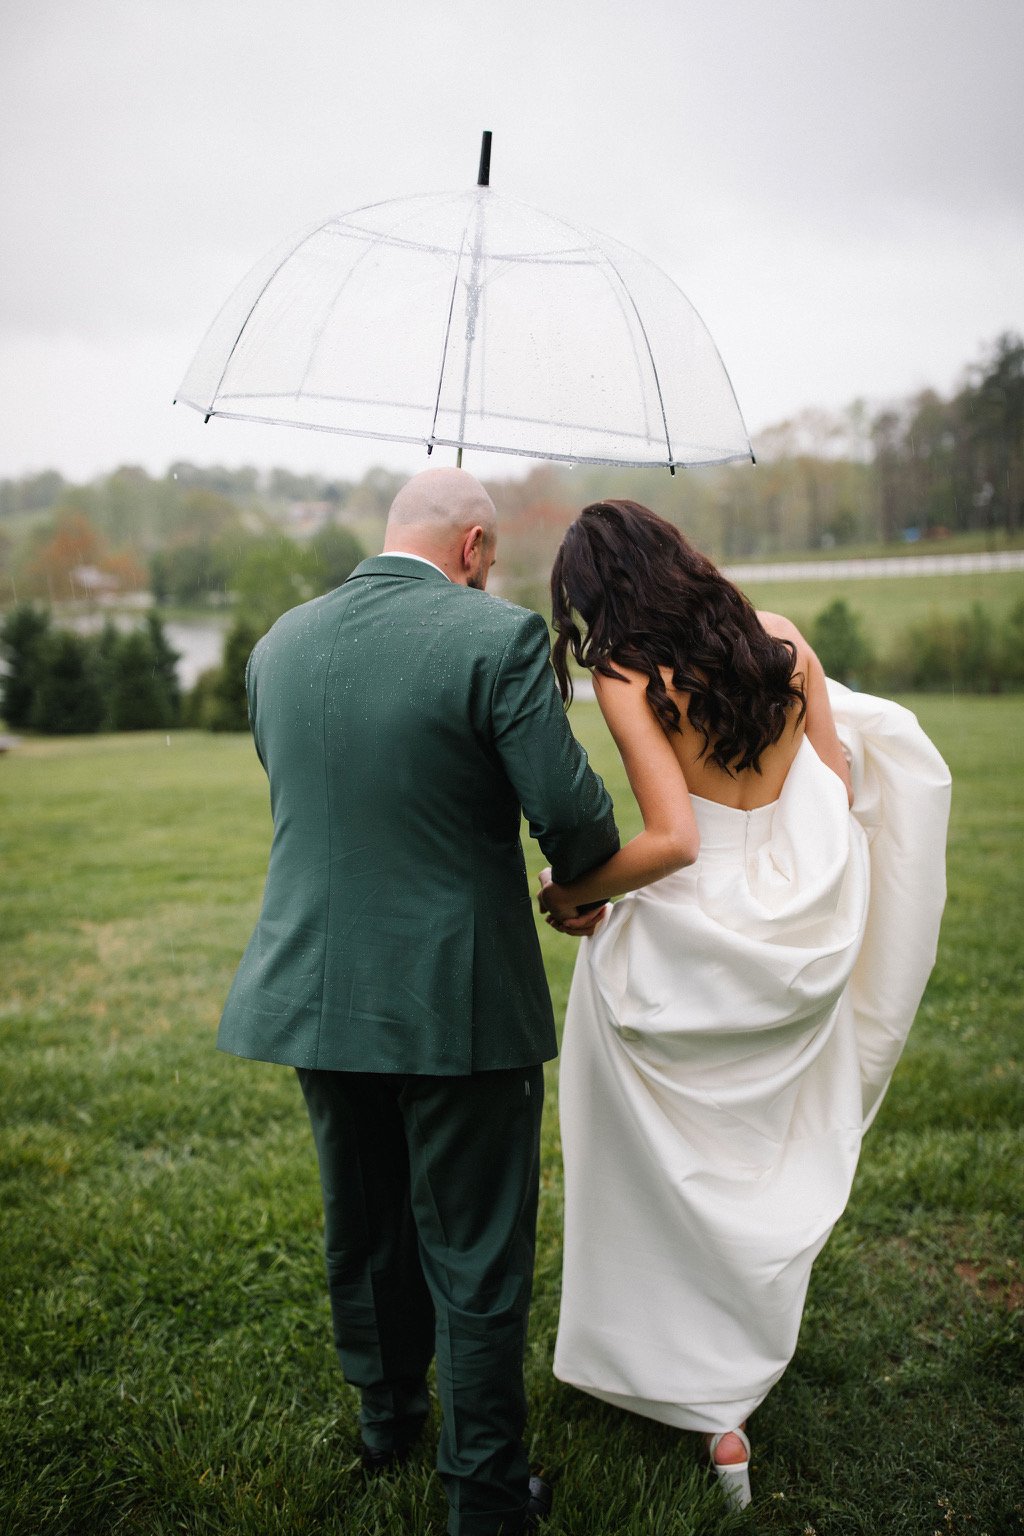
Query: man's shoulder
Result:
<box><xmin>250</xmin><ymin>583</ymin><xmax>545</xmax><ymax>681</ymax></box>
<box><xmin>251</xmin><ymin>587</ymin><xmax>351</xmax><ymax>654</ymax></box>
<box><xmin>447</xmin><ymin>586</ymin><xmax>547</xmax><ymax>644</ymax></box>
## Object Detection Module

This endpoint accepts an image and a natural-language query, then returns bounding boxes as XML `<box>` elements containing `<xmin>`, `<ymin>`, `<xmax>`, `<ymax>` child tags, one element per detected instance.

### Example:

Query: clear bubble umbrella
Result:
<box><xmin>176</xmin><ymin>134</ymin><xmax>753</xmax><ymax>472</ymax></box>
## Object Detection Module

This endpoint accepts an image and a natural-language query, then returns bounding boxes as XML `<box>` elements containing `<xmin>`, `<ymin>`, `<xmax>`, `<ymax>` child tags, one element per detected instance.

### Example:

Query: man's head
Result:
<box><xmin>384</xmin><ymin>467</ymin><xmax>497</xmax><ymax>590</ymax></box>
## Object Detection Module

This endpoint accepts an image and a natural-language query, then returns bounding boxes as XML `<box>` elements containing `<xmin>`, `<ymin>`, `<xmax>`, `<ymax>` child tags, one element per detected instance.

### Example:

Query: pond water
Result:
<box><xmin>162</xmin><ymin>622</ymin><xmax>225</xmax><ymax>689</ymax></box>
<box><xmin>68</xmin><ymin>614</ymin><xmax>226</xmax><ymax>690</ymax></box>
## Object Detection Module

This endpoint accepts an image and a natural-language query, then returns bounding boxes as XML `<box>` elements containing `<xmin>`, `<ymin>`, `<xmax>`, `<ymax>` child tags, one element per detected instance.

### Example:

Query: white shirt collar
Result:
<box><xmin>384</xmin><ymin>551</ymin><xmax>451</xmax><ymax>581</ymax></box>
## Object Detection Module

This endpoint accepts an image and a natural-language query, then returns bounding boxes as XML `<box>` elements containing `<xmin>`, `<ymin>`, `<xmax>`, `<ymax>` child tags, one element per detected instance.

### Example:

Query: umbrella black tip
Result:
<box><xmin>477</xmin><ymin>130</ymin><xmax>492</xmax><ymax>187</ymax></box>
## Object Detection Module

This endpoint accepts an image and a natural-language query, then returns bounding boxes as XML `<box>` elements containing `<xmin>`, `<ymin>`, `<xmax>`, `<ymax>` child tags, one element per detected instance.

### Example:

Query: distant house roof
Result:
<box><xmin>71</xmin><ymin>564</ymin><xmax>119</xmax><ymax>593</ymax></box>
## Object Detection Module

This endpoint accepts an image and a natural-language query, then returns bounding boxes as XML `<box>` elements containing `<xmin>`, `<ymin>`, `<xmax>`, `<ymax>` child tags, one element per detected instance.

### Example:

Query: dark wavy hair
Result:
<box><xmin>550</xmin><ymin>500</ymin><xmax>806</xmax><ymax>775</ymax></box>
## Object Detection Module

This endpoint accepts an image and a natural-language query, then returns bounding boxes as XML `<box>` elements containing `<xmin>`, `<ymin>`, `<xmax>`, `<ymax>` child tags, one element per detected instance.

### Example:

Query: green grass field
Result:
<box><xmin>1</xmin><ymin>700</ymin><xmax>1022</xmax><ymax>1536</ymax></box>
<box><xmin>736</xmin><ymin>570</ymin><xmax>1024</xmax><ymax>649</ymax></box>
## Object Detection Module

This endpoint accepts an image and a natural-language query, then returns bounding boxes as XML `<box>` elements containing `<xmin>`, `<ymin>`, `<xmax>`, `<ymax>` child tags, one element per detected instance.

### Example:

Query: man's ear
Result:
<box><xmin>461</xmin><ymin>525</ymin><xmax>484</xmax><ymax>570</ymax></box>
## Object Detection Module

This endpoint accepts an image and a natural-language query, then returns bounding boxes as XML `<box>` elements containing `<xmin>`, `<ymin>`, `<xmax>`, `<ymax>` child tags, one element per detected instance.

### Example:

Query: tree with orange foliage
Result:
<box><xmin>24</xmin><ymin>508</ymin><xmax>106</xmax><ymax>601</ymax></box>
<box><xmin>22</xmin><ymin>505</ymin><xmax>147</xmax><ymax>600</ymax></box>
<box><xmin>101</xmin><ymin>550</ymin><xmax>148</xmax><ymax>593</ymax></box>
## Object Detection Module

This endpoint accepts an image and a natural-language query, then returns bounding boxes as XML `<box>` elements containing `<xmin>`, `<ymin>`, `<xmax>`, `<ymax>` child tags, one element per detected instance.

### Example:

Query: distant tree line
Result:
<box><xmin>7</xmin><ymin>586</ymin><xmax>1020</xmax><ymax>740</ymax></box>
<box><xmin>0</xmin><ymin>604</ymin><xmax>273</xmax><ymax>735</ymax></box>
<box><xmin>2</xmin><ymin>335</ymin><xmax>1021</xmax><ymax>609</ymax></box>
<box><xmin>0</xmin><ymin>461</ymin><xmax>389</xmax><ymax>609</ymax></box>
<box><xmin>1</xmin><ymin>608</ymin><xmax>182</xmax><ymax>734</ymax></box>
<box><xmin>809</xmin><ymin>597</ymin><xmax>1024</xmax><ymax>694</ymax></box>
<box><xmin>868</xmin><ymin>332</ymin><xmax>1024</xmax><ymax>543</ymax></box>
<box><xmin>1</xmin><ymin>332</ymin><xmax>1021</xmax><ymax>733</ymax></box>
<box><xmin>498</xmin><ymin>331</ymin><xmax>1024</xmax><ymax>570</ymax></box>
<box><xmin>0</xmin><ymin>514</ymin><xmax>367</xmax><ymax>733</ymax></box>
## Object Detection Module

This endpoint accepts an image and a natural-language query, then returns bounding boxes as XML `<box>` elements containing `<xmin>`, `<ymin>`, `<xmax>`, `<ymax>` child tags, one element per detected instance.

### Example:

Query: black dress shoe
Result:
<box><xmin>358</xmin><ymin>1419</ymin><xmax>427</xmax><ymax>1475</ymax></box>
<box><xmin>521</xmin><ymin>1474</ymin><xmax>553</xmax><ymax>1530</ymax></box>
<box><xmin>359</xmin><ymin>1441</ymin><xmax>406</xmax><ymax>1474</ymax></box>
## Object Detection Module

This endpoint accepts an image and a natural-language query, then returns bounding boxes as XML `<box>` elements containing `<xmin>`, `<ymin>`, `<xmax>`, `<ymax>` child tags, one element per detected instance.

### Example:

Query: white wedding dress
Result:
<box><xmin>553</xmin><ymin>683</ymin><xmax>951</xmax><ymax>1434</ymax></box>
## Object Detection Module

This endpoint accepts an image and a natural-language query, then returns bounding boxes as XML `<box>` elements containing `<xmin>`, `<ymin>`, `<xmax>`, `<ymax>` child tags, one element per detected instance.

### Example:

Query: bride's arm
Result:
<box><xmin>760</xmin><ymin>612</ymin><xmax>854</xmax><ymax>808</ymax></box>
<box><xmin>540</xmin><ymin>666</ymin><xmax>699</xmax><ymax>920</ymax></box>
<box><xmin>802</xmin><ymin>647</ymin><xmax>854</xmax><ymax>806</ymax></box>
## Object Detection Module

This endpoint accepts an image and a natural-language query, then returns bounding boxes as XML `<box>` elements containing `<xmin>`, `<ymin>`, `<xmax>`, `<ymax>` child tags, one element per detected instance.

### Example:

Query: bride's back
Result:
<box><xmin>661</xmin><ymin>610</ymin><xmax>810</xmax><ymax>810</ymax></box>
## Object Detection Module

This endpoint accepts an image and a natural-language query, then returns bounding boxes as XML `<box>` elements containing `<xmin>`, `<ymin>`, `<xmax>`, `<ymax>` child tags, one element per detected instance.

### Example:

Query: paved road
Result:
<box><xmin>724</xmin><ymin>549</ymin><xmax>1024</xmax><ymax>583</ymax></box>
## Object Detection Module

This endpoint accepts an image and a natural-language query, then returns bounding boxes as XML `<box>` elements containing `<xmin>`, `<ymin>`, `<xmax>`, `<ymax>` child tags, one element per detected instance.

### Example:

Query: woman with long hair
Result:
<box><xmin>538</xmin><ymin>500</ymin><xmax>950</xmax><ymax>1510</ymax></box>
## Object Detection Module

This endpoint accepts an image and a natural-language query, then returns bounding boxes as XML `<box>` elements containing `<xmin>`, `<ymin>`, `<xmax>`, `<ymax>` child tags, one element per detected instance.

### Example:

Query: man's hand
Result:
<box><xmin>537</xmin><ymin>868</ymin><xmax>609</xmax><ymax>938</ymax></box>
<box><xmin>548</xmin><ymin>905</ymin><xmax>609</xmax><ymax>938</ymax></box>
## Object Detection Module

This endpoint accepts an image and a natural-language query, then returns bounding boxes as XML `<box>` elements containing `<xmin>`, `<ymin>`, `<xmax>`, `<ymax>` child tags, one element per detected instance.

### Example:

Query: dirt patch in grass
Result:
<box><xmin>954</xmin><ymin>1260</ymin><xmax>1024</xmax><ymax>1312</ymax></box>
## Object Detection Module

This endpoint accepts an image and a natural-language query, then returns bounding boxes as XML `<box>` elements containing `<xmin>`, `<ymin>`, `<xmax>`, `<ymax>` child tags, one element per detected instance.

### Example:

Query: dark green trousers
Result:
<box><xmin>296</xmin><ymin>1065</ymin><xmax>545</xmax><ymax>1536</ymax></box>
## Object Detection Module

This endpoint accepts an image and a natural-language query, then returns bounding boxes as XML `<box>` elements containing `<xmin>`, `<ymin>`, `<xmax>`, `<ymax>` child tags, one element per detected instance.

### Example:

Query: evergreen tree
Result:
<box><xmin>0</xmin><ymin>603</ymin><xmax>51</xmax><ymax>727</ymax></box>
<box><xmin>181</xmin><ymin>666</ymin><xmax>221</xmax><ymax>729</ymax></box>
<box><xmin>93</xmin><ymin>618</ymin><xmax>123</xmax><ymax>726</ymax></box>
<box><xmin>998</xmin><ymin>599</ymin><xmax>1024</xmax><ymax>688</ymax></box>
<box><xmin>889</xmin><ymin>614</ymin><xmax>957</xmax><ymax>691</ymax></box>
<box><xmin>150</xmin><ymin>550</ymin><xmax>170</xmax><ymax>605</ymax></box>
<box><xmin>108</xmin><ymin>631</ymin><xmax>174</xmax><ymax>731</ymax></box>
<box><xmin>207</xmin><ymin>618</ymin><xmax>262</xmax><ymax>731</ymax></box>
<box><xmin>811</xmin><ymin>599</ymin><xmax>874</xmax><ymax>686</ymax></box>
<box><xmin>953</xmin><ymin>603</ymin><xmax>999</xmax><ymax>693</ymax></box>
<box><xmin>145</xmin><ymin>612</ymin><xmax>182</xmax><ymax>722</ymax></box>
<box><xmin>30</xmin><ymin>632</ymin><xmax>105</xmax><ymax>734</ymax></box>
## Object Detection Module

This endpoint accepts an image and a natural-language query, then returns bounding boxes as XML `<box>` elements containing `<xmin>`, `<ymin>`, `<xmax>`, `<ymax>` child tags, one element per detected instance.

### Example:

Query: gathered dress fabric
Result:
<box><xmin>553</xmin><ymin>683</ymin><xmax>952</xmax><ymax>1434</ymax></box>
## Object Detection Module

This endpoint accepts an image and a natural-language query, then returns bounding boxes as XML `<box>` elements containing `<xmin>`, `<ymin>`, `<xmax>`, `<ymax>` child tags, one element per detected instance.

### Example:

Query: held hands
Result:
<box><xmin>537</xmin><ymin>867</ymin><xmax>609</xmax><ymax>938</ymax></box>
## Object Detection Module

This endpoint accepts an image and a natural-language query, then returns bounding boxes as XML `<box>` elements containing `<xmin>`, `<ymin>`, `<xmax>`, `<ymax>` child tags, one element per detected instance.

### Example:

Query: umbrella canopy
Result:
<box><xmin>177</xmin><ymin>142</ymin><xmax>753</xmax><ymax>471</ymax></box>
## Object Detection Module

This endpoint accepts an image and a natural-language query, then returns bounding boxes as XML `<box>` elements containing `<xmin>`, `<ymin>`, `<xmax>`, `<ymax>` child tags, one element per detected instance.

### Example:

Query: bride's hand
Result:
<box><xmin>538</xmin><ymin>868</ymin><xmax>607</xmax><ymax>935</ymax></box>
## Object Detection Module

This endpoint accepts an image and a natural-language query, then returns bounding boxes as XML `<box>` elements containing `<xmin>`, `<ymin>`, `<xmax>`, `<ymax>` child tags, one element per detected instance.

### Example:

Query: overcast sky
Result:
<box><xmin>2</xmin><ymin>0</ymin><xmax>1022</xmax><ymax>485</ymax></box>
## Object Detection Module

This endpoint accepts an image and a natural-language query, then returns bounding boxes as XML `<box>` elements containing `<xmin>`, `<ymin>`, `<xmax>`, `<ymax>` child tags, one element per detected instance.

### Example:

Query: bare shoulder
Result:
<box><xmin>755</xmin><ymin>610</ymin><xmax>804</xmax><ymax>645</ymax></box>
<box><xmin>756</xmin><ymin>610</ymin><xmax>814</xmax><ymax>669</ymax></box>
<box><xmin>593</xmin><ymin>663</ymin><xmax>649</xmax><ymax>725</ymax></box>
<box><xmin>592</xmin><ymin>662</ymin><xmax>648</xmax><ymax>695</ymax></box>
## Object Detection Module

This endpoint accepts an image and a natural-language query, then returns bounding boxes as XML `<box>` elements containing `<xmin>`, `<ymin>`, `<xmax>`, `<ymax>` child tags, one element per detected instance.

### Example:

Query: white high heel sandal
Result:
<box><xmin>708</xmin><ymin>1428</ymin><xmax>752</xmax><ymax>1510</ymax></box>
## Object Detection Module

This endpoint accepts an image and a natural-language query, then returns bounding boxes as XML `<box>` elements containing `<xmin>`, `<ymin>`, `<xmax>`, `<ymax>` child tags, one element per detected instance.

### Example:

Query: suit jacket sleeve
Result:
<box><xmin>245</xmin><ymin>642</ymin><xmax>267</xmax><ymax>771</ymax></box>
<box><xmin>491</xmin><ymin>609</ymin><xmax>619</xmax><ymax>884</ymax></box>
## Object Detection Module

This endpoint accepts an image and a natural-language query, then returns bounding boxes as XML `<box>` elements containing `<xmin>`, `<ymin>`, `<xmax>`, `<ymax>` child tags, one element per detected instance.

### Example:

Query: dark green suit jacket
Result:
<box><xmin>218</xmin><ymin>555</ymin><xmax>619</xmax><ymax>1074</ymax></box>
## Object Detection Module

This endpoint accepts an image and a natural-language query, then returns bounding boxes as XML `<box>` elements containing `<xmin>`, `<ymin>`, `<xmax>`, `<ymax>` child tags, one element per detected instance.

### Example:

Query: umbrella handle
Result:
<box><xmin>477</xmin><ymin>130</ymin><xmax>492</xmax><ymax>188</ymax></box>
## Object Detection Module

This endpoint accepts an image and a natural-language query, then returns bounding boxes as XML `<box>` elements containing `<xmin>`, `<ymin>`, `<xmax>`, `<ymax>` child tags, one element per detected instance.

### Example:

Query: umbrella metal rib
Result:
<box><xmin>201</xmin><ymin>398</ymin><xmax>744</xmax><ymax>468</ymax></box>
<box><xmin>597</xmin><ymin>246</ymin><xmax>674</xmax><ymax>467</ymax></box>
<box><xmin>213</xmin><ymin>389</ymin><xmax>676</xmax><ymax>449</ymax></box>
<box><xmin>325</xmin><ymin>219</ymin><xmax>600</xmax><ymax>268</ymax></box>
<box><xmin>203</xmin><ymin>218</ymin><xmax>334</xmax><ymax>419</ymax></box>
<box><xmin>199</xmin><ymin>402</ymin><xmax>745</xmax><ymax>468</ymax></box>
<box><xmin>428</xmin><ymin>196</ymin><xmax>476</xmax><ymax>456</ymax></box>
<box><xmin>295</xmin><ymin>197</ymin><xmax>462</xmax><ymax>406</ymax></box>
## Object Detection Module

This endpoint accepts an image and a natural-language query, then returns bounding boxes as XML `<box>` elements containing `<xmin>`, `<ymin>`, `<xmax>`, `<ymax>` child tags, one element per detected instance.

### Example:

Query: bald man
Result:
<box><xmin>218</xmin><ymin>468</ymin><xmax>619</xmax><ymax>1536</ymax></box>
